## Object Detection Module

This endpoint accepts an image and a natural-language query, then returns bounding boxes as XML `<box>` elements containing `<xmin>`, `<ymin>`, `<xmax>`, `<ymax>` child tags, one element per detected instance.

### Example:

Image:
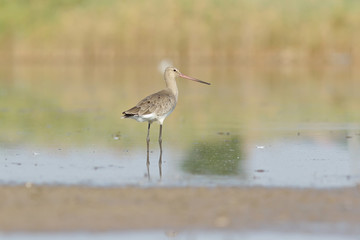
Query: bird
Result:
<box><xmin>122</xmin><ymin>67</ymin><xmax>210</xmax><ymax>167</ymax></box>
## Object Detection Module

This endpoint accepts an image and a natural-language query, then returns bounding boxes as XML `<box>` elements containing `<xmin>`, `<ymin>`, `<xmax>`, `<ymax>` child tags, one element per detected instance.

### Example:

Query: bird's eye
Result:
<box><xmin>173</xmin><ymin>69</ymin><xmax>176</xmax><ymax>72</ymax></box>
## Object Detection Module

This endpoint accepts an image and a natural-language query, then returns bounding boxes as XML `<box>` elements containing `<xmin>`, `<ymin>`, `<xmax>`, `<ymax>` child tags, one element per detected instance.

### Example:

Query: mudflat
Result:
<box><xmin>1</xmin><ymin>185</ymin><xmax>359</xmax><ymax>232</ymax></box>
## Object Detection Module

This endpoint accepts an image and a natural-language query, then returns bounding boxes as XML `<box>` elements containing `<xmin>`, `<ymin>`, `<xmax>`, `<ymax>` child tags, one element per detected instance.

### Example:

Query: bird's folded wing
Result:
<box><xmin>123</xmin><ymin>90</ymin><xmax>176</xmax><ymax>117</ymax></box>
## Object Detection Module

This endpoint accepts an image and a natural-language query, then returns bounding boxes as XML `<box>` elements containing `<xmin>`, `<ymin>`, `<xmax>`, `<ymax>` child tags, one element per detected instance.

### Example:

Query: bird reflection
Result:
<box><xmin>146</xmin><ymin>150</ymin><xmax>162</xmax><ymax>181</ymax></box>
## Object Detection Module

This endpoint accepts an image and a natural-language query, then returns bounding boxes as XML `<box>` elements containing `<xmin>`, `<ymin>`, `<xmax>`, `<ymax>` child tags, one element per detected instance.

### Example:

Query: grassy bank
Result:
<box><xmin>0</xmin><ymin>64</ymin><xmax>359</xmax><ymax>146</ymax></box>
<box><xmin>0</xmin><ymin>0</ymin><xmax>359</xmax><ymax>65</ymax></box>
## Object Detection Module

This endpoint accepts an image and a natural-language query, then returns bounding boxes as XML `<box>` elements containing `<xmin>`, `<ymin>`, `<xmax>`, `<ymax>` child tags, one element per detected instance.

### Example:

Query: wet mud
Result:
<box><xmin>1</xmin><ymin>185</ymin><xmax>360</xmax><ymax>233</ymax></box>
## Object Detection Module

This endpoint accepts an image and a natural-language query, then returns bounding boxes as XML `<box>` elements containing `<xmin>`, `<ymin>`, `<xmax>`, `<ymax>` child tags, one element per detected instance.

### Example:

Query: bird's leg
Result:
<box><xmin>158</xmin><ymin>150</ymin><xmax>162</xmax><ymax>179</ymax></box>
<box><xmin>158</xmin><ymin>124</ymin><xmax>163</xmax><ymax>156</ymax></box>
<box><xmin>146</xmin><ymin>122</ymin><xmax>151</xmax><ymax>165</ymax></box>
<box><xmin>158</xmin><ymin>124</ymin><xmax>163</xmax><ymax>179</ymax></box>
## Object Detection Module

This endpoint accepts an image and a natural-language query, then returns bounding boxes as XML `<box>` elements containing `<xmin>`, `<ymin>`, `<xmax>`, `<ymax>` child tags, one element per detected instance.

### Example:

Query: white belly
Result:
<box><xmin>132</xmin><ymin>106</ymin><xmax>175</xmax><ymax>125</ymax></box>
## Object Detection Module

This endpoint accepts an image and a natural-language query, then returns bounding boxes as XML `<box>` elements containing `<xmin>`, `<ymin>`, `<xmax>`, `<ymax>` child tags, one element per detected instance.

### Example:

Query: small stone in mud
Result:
<box><xmin>345</xmin><ymin>136</ymin><xmax>352</xmax><ymax>139</ymax></box>
<box><xmin>165</xmin><ymin>231</ymin><xmax>178</xmax><ymax>237</ymax></box>
<box><xmin>112</xmin><ymin>131</ymin><xmax>121</xmax><ymax>140</ymax></box>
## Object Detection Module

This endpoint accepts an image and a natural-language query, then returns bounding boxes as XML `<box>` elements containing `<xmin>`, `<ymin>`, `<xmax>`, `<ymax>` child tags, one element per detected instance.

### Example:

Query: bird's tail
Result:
<box><xmin>121</xmin><ymin>112</ymin><xmax>135</xmax><ymax>119</ymax></box>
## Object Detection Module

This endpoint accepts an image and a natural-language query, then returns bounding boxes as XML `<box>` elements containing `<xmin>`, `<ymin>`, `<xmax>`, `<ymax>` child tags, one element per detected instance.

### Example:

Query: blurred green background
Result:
<box><xmin>0</xmin><ymin>0</ymin><xmax>359</xmax><ymax>146</ymax></box>
<box><xmin>1</xmin><ymin>0</ymin><xmax>359</xmax><ymax>65</ymax></box>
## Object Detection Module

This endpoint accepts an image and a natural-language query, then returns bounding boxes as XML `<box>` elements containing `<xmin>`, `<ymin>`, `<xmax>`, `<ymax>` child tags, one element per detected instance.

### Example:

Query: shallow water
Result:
<box><xmin>0</xmin><ymin>64</ymin><xmax>359</xmax><ymax>188</ymax></box>
<box><xmin>0</xmin><ymin>123</ymin><xmax>359</xmax><ymax>188</ymax></box>
<box><xmin>1</xmin><ymin>230</ymin><xmax>358</xmax><ymax>240</ymax></box>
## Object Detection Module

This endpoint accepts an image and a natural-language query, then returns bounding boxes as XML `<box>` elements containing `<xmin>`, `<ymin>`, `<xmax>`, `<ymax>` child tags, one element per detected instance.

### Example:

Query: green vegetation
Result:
<box><xmin>182</xmin><ymin>137</ymin><xmax>244</xmax><ymax>175</ymax></box>
<box><xmin>0</xmin><ymin>65</ymin><xmax>359</xmax><ymax>146</ymax></box>
<box><xmin>0</xmin><ymin>1</ymin><xmax>359</xmax><ymax>146</ymax></box>
<box><xmin>0</xmin><ymin>0</ymin><xmax>359</xmax><ymax>65</ymax></box>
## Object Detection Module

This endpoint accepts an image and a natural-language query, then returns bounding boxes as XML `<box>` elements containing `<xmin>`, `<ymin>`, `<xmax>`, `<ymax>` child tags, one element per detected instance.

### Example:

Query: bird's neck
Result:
<box><xmin>165</xmin><ymin>78</ymin><xmax>178</xmax><ymax>101</ymax></box>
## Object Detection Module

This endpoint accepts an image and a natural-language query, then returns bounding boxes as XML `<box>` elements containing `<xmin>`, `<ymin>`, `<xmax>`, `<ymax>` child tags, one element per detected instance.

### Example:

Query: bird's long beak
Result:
<box><xmin>179</xmin><ymin>73</ymin><xmax>211</xmax><ymax>85</ymax></box>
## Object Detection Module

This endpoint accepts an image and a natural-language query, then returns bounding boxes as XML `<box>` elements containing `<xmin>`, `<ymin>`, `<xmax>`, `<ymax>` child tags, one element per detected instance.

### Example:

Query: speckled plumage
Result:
<box><xmin>122</xmin><ymin>89</ymin><xmax>176</xmax><ymax>124</ymax></box>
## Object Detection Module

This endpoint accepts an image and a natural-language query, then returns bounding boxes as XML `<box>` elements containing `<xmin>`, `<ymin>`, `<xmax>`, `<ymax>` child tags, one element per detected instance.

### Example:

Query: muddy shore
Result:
<box><xmin>1</xmin><ymin>185</ymin><xmax>360</xmax><ymax>232</ymax></box>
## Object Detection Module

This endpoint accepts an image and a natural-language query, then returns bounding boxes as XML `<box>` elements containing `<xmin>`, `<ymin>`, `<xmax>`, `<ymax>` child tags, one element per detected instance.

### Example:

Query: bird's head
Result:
<box><xmin>164</xmin><ymin>67</ymin><xmax>210</xmax><ymax>85</ymax></box>
<box><xmin>165</xmin><ymin>67</ymin><xmax>181</xmax><ymax>79</ymax></box>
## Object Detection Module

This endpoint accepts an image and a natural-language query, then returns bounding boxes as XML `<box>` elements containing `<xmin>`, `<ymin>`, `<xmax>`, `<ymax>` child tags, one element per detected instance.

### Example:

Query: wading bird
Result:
<box><xmin>122</xmin><ymin>67</ymin><xmax>210</xmax><ymax>169</ymax></box>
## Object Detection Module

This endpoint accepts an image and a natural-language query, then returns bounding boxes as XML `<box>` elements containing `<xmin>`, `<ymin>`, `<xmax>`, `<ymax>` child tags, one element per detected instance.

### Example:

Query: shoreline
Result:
<box><xmin>1</xmin><ymin>185</ymin><xmax>359</xmax><ymax>232</ymax></box>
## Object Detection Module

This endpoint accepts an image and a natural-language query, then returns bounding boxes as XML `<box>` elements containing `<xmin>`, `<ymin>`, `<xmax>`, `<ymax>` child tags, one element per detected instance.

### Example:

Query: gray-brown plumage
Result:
<box><xmin>122</xmin><ymin>67</ymin><xmax>210</xmax><ymax>166</ymax></box>
<box><xmin>122</xmin><ymin>89</ymin><xmax>176</xmax><ymax>122</ymax></box>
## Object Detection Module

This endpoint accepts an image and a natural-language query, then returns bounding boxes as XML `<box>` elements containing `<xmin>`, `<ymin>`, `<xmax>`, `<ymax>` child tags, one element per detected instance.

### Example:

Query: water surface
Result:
<box><xmin>0</xmin><ymin>64</ymin><xmax>359</xmax><ymax>188</ymax></box>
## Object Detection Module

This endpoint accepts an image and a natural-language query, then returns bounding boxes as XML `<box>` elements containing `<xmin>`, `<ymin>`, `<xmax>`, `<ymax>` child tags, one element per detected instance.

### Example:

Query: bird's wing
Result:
<box><xmin>123</xmin><ymin>90</ymin><xmax>176</xmax><ymax>117</ymax></box>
